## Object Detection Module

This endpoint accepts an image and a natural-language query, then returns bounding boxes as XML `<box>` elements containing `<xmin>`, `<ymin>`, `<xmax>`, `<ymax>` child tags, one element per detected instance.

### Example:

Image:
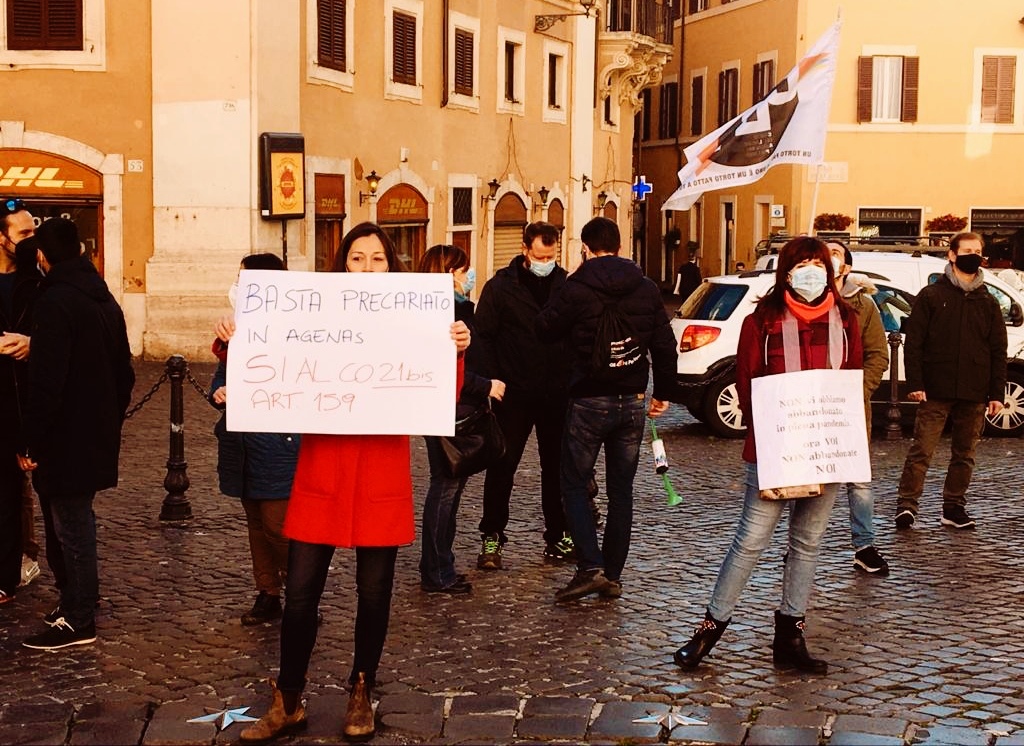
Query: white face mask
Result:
<box><xmin>789</xmin><ymin>264</ymin><xmax>828</xmax><ymax>302</ymax></box>
<box><xmin>227</xmin><ymin>282</ymin><xmax>238</xmax><ymax>309</ymax></box>
<box><xmin>831</xmin><ymin>256</ymin><xmax>842</xmax><ymax>275</ymax></box>
<box><xmin>529</xmin><ymin>259</ymin><xmax>556</xmax><ymax>278</ymax></box>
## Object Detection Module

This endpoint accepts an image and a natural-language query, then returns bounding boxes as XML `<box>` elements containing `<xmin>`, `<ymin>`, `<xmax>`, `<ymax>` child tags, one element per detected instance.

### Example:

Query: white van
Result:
<box><xmin>669</xmin><ymin>251</ymin><xmax>1024</xmax><ymax>438</ymax></box>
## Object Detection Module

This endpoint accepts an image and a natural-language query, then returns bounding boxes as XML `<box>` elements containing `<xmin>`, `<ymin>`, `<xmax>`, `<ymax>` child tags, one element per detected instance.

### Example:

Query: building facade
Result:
<box><xmin>1</xmin><ymin>0</ymin><xmax>673</xmax><ymax>359</ymax></box>
<box><xmin>640</xmin><ymin>0</ymin><xmax>1024</xmax><ymax>284</ymax></box>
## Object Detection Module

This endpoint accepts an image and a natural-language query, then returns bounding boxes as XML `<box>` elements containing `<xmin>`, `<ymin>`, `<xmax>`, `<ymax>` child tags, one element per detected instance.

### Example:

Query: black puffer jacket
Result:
<box><xmin>24</xmin><ymin>256</ymin><xmax>135</xmax><ymax>497</ymax></box>
<box><xmin>904</xmin><ymin>272</ymin><xmax>1007</xmax><ymax>403</ymax></box>
<box><xmin>535</xmin><ymin>255</ymin><xmax>678</xmax><ymax>399</ymax></box>
<box><xmin>471</xmin><ymin>255</ymin><xmax>570</xmax><ymax>401</ymax></box>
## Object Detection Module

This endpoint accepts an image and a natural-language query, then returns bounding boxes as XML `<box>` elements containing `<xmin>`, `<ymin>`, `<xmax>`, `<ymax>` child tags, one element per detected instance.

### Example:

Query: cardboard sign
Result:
<box><xmin>225</xmin><ymin>270</ymin><xmax>456</xmax><ymax>435</ymax></box>
<box><xmin>750</xmin><ymin>368</ymin><xmax>871</xmax><ymax>490</ymax></box>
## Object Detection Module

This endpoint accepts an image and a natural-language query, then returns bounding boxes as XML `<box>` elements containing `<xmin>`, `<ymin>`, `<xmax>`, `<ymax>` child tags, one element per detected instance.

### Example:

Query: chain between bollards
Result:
<box><xmin>159</xmin><ymin>354</ymin><xmax>193</xmax><ymax>521</ymax></box>
<box><xmin>885</xmin><ymin>331</ymin><xmax>904</xmax><ymax>441</ymax></box>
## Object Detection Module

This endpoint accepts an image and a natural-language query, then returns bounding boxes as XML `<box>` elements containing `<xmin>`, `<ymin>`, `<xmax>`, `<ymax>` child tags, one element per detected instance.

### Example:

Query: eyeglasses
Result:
<box><xmin>1</xmin><ymin>198</ymin><xmax>27</xmax><ymax>217</ymax></box>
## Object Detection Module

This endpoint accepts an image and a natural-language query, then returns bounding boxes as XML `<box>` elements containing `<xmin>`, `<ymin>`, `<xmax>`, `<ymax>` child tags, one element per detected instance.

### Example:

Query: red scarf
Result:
<box><xmin>784</xmin><ymin>290</ymin><xmax>834</xmax><ymax>324</ymax></box>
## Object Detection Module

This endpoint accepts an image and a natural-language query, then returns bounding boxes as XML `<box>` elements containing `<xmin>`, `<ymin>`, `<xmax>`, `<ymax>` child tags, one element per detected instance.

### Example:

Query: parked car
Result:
<box><xmin>669</xmin><ymin>252</ymin><xmax>1024</xmax><ymax>438</ymax></box>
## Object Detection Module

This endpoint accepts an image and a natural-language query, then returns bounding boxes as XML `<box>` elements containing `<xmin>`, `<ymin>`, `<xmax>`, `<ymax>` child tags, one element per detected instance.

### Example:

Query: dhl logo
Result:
<box><xmin>0</xmin><ymin>166</ymin><xmax>83</xmax><ymax>189</ymax></box>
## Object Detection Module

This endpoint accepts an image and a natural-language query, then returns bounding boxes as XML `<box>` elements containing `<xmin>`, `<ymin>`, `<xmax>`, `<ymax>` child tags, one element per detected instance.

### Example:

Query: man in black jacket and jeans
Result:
<box><xmin>537</xmin><ymin>217</ymin><xmax>678</xmax><ymax>601</ymax></box>
<box><xmin>472</xmin><ymin>222</ymin><xmax>573</xmax><ymax>569</ymax></box>
<box><xmin>18</xmin><ymin>218</ymin><xmax>134</xmax><ymax>650</ymax></box>
<box><xmin>896</xmin><ymin>231</ymin><xmax>1006</xmax><ymax>531</ymax></box>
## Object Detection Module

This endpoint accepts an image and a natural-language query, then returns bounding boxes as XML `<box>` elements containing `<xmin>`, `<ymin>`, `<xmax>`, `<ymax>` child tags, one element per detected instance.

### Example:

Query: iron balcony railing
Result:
<box><xmin>605</xmin><ymin>0</ymin><xmax>676</xmax><ymax>45</ymax></box>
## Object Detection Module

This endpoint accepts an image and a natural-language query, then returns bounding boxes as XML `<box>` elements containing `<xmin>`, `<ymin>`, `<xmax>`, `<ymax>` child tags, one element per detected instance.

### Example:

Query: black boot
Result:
<box><xmin>772</xmin><ymin>611</ymin><xmax>827</xmax><ymax>674</ymax></box>
<box><xmin>674</xmin><ymin>611</ymin><xmax>730</xmax><ymax>669</ymax></box>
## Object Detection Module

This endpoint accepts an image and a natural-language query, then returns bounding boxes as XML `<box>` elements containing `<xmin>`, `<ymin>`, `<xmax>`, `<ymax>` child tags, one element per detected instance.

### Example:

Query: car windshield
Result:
<box><xmin>678</xmin><ymin>281</ymin><xmax>750</xmax><ymax>320</ymax></box>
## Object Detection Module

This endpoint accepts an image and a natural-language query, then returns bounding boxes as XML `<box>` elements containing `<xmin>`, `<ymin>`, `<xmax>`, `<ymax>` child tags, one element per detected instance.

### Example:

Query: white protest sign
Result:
<box><xmin>750</xmin><ymin>368</ymin><xmax>871</xmax><ymax>489</ymax></box>
<box><xmin>225</xmin><ymin>269</ymin><xmax>456</xmax><ymax>435</ymax></box>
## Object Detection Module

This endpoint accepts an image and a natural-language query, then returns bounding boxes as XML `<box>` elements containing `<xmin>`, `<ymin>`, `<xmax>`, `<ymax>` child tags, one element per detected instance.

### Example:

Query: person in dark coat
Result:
<box><xmin>674</xmin><ymin>253</ymin><xmax>703</xmax><ymax>301</ymax></box>
<box><xmin>18</xmin><ymin>217</ymin><xmax>134</xmax><ymax>650</ymax></box>
<box><xmin>416</xmin><ymin>244</ymin><xmax>505</xmax><ymax>594</ymax></box>
<box><xmin>209</xmin><ymin>252</ymin><xmax>300</xmax><ymax>625</ymax></box>
<box><xmin>472</xmin><ymin>221</ymin><xmax>574</xmax><ymax>570</ymax></box>
<box><xmin>896</xmin><ymin>231</ymin><xmax>1007</xmax><ymax>531</ymax></box>
<box><xmin>536</xmin><ymin>217</ymin><xmax>678</xmax><ymax>602</ymax></box>
<box><xmin>0</xmin><ymin>198</ymin><xmax>39</xmax><ymax>605</ymax></box>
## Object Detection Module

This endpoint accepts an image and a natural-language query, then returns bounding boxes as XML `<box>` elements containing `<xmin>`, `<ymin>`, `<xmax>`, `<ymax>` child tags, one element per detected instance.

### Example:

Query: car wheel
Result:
<box><xmin>702</xmin><ymin>372</ymin><xmax>747</xmax><ymax>439</ymax></box>
<box><xmin>984</xmin><ymin>370</ymin><xmax>1024</xmax><ymax>437</ymax></box>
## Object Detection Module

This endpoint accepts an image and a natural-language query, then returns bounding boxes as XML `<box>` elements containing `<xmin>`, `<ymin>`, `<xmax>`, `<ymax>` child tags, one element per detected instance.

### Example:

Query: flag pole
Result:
<box><xmin>807</xmin><ymin>162</ymin><xmax>824</xmax><ymax>234</ymax></box>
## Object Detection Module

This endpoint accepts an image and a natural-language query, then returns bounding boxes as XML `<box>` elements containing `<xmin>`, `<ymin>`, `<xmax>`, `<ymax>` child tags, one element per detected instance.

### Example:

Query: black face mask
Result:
<box><xmin>953</xmin><ymin>253</ymin><xmax>983</xmax><ymax>274</ymax></box>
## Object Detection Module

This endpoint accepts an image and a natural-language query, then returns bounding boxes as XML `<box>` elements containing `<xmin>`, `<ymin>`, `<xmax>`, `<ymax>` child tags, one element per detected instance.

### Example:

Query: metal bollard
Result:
<box><xmin>885</xmin><ymin>331</ymin><xmax>904</xmax><ymax>440</ymax></box>
<box><xmin>159</xmin><ymin>355</ymin><xmax>193</xmax><ymax>521</ymax></box>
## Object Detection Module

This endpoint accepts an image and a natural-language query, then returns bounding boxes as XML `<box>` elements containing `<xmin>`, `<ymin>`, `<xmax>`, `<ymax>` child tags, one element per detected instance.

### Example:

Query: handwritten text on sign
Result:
<box><xmin>226</xmin><ymin>270</ymin><xmax>456</xmax><ymax>435</ymax></box>
<box><xmin>750</xmin><ymin>368</ymin><xmax>871</xmax><ymax>490</ymax></box>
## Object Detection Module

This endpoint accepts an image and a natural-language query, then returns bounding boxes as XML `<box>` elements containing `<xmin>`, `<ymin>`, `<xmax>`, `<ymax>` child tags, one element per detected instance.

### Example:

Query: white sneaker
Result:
<box><xmin>19</xmin><ymin>556</ymin><xmax>40</xmax><ymax>588</ymax></box>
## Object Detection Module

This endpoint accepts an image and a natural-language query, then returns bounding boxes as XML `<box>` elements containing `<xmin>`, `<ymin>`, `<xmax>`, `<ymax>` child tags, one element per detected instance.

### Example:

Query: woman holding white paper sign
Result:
<box><xmin>673</xmin><ymin>236</ymin><xmax>863</xmax><ymax>675</ymax></box>
<box><xmin>241</xmin><ymin>223</ymin><xmax>471</xmax><ymax>744</ymax></box>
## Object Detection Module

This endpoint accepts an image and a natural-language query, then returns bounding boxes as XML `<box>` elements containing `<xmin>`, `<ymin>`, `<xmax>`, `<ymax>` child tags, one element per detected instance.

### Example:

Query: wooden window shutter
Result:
<box><xmin>900</xmin><ymin>56</ymin><xmax>919</xmax><ymax>123</ymax></box>
<box><xmin>7</xmin><ymin>0</ymin><xmax>83</xmax><ymax>51</ymax></box>
<box><xmin>982</xmin><ymin>56</ymin><xmax>1016</xmax><ymax>124</ymax></box>
<box><xmin>856</xmin><ymin>56</ymin><xmax>873</xmax><ymax>123</ymax></box>
<box><xmin>718</xmin><ymin>70</ymin><xmax>727</xmax><ymax>125</ymax></box>
<box><xmin>453</xmin><ymin>28</ymin><xmax>473</xmax><ymax>96</ymax></box>
<box><xmin>316</xmin><ymin>0</ymin><xmax>346</xmax><ymax>72</ymax></box>
<box><xmin>393</xmin><ymin>11</ymin><xmax>417</xmax><ymax>86</ymax></box>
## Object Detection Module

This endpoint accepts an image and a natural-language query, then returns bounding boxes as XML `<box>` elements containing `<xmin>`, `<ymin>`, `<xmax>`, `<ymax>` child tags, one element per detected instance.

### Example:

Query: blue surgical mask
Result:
<box><xmin>789</xmin><ymin>265</ymin><xmax>827</xmax><ymax>302</ymax></box>
<box><xmin>460</xmin><ymin>267</ymin><xmax>476</xmax><ymax>294</ymax></box>
<box><xmin>529</xmin><ymin>259</ymin><xmax>556</xmax><ymax>278</ymax></box>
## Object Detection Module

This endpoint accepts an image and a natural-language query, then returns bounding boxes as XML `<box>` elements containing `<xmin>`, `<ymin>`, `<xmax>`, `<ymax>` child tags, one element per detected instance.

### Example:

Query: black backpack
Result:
<box><xmin>590</xmin><ymin>296</ymin><xmax>646</xmax><ymax>380</ymax></box>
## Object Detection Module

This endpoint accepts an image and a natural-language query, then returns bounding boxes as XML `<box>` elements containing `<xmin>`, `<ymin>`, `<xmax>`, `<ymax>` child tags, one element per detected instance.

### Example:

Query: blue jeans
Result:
<box><xmin>419</xmin><ymin>436</ymin><xmax>468</xmax><ymax>588</ymax></box>
<box><xmin>560</xmin><ymin>394</ymin><xmax>646</xmax><ymax>581</ymax></box>
<box><xmin>708</xmin><ymin>464</ymin><xmax>836</xmax><ymax>621</ymax></box>
<box><xmin>278</xmin><ymin>541</ymin><xmax>397</xmax><ymax>693</ymax></box>
<box><xmin>846</xmin><ymin>481</ymin><xmax>875</xmax><ymax>550</ymax></box>
<box><xmin>44</xmin><ymin>493</ymin><xmax>99</xmax><ymax>629</ymax></box>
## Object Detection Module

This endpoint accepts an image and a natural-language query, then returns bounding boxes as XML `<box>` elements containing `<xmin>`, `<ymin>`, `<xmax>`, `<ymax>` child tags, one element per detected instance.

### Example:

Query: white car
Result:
<box><xmin>669</xmin><ymin>252</ymin><xmax>1024</xmax><ymax>438</ymax></box>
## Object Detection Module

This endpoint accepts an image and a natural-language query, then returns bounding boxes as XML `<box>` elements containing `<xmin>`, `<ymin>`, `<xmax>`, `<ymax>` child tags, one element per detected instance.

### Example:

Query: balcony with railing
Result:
<box><xmin>605</xmin><ymin>0</ymin><xmax>676</xmax><ymax>45</ymax></box>
<box><xmin>597</xmin><ymin>0</ymin><xmax>675</xmax><ymax>108</ymax></box>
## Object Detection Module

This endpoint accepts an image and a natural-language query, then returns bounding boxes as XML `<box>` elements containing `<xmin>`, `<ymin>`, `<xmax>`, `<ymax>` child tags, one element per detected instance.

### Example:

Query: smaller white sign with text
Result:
<box><xmin>751</xmin><ymin>368</ymin><xmax>871</xmax><ymax>490</ymax></box>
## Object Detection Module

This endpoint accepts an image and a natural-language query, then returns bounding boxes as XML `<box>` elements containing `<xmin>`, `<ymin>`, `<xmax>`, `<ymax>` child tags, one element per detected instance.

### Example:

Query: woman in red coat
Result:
<box><xmin>241</xmin><ymin>223</ymin><xmax>471</xmax><ymax>744</ymax></box>
<box><xmin>673</xmin><ymin>236</ymin><xmax>863</xmax><ymax>676</ymax></box>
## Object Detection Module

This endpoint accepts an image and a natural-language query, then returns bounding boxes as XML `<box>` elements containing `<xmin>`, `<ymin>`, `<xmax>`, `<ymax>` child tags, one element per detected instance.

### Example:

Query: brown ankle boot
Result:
<box><xmin>343</xmin><ymin>672</ymin><xmax>375</xmax><ymax>742</ymax></box>
<box><xmin>239</xmin><ymin>679</ymin><xmax>308</xmax><ymax>743</ymax></box>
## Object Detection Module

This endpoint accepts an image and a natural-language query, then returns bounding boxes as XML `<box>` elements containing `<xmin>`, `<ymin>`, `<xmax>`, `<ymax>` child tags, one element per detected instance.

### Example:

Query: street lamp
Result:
<box><xmin>359</xmin><ymin>170</ymin><xmax>380</xmax><ymax>205</ymax></box>
<box><xmin>535</xmin><ymin>0</ymin><xmax>598</xmax><ymax>32</ymax></box>
<box><xmin>537</xmin><ymin>185</ymin><xmax>550</xmax><ymax>206</ymax></box>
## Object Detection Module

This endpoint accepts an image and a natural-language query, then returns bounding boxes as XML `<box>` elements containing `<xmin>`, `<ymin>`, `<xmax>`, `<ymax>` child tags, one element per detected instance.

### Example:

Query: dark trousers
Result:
<box><xmin>898</xmin><ymin>399</ymin><xmax>987</xmax><ymax>512</ymax></box>
<box><xmin>478</xmin><ymin>395</ymin><xmax>567</xmax><ymax>545</ymax></box>
<box><xmin>0</xmin><ymin>456</ymin><xmax>23</xmax><ymax>595</ymax></box>
<box><xmin>43</xmin><ymin>492</ymin><xmax>98</xmax><ymax>628</ymax></box>
<box><xmin>277</xmin><ymin>541</ymin><xmax>397</xmax><ymax>693</ymax></box>
<box><xmin>420</xmin><ymin>436</ymin><xmax>469</xmax><ymax>589</ymax></box>
<box><xmin>38</xmin><ymin>490</ymin><xmax>68</xmax><ymax>591</ymax></box>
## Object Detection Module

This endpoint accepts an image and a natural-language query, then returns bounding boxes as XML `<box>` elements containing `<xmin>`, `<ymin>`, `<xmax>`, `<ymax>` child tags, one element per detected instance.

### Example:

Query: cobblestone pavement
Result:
<box><xmin>2</xmin><ymin>360</ymin><xmax>1024</xmax><ymax>745</ymax></box>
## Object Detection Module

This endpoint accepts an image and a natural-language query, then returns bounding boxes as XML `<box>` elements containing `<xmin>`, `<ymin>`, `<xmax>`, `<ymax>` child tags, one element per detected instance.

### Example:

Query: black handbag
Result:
<box><xmin>438</xmin><ymin>399</ymin><xmax>506</xmax><ymax>479</ymax></box>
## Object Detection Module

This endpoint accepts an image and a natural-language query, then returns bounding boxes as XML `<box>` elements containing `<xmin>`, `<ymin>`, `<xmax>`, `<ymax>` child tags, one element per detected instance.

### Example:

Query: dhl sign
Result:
<box><xmin>377</xmin><ymin>183</ymin><xmax>427</xmax><ymax>221</ymax></box>
<box><xmin>0</xmin><ymin>166</ymin><xmax>84</xmax><ymax>189</ymax></box>
<box><xmin>0</xmin><ymin>150</ymin><xmax>103</xmax><ymax>196</ymax></box>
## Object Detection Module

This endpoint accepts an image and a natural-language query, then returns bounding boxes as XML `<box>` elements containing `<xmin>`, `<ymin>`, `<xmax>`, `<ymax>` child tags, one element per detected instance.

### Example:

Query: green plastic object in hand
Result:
<box><xmin>649</xmin><ymin>418</ymin><xmax>682</xmax><ymax>506</ymax></box>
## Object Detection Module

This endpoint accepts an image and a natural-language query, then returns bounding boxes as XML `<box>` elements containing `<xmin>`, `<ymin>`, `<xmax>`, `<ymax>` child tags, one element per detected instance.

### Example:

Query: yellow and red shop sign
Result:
<box><xmin>0</xmin><ymin>149</ymin><xmax>103</xmax><ymax>196</ymax></box>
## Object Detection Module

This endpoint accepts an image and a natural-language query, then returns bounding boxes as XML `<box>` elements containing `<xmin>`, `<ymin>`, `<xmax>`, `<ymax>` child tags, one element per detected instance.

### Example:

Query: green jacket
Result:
<box><xmin>840</xmin><ymin>273</ymin><xmax>889</xmax><ymax>430</ymax></box>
